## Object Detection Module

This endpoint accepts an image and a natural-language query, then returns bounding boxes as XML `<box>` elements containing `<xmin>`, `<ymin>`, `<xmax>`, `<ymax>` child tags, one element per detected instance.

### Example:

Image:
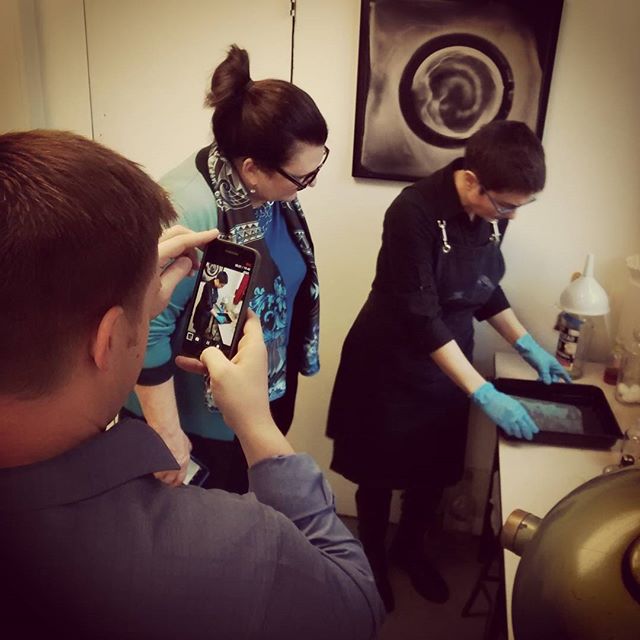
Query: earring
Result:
<box><xmin>249</xmin><ymin>186</ymin><xmax>257</xmax><ymax>194</ymax></box>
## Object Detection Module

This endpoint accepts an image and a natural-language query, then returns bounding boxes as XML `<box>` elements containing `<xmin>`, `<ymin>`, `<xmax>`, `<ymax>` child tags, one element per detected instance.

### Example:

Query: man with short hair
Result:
<box><xmin>0</xmin><ymin>130</ymin><xmax>384</xmax><ymax>639</ymax></box>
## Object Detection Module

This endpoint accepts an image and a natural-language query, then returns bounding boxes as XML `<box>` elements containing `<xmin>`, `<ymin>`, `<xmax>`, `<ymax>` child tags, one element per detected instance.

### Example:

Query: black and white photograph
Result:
<box><xmin>353</xmin><ymin>0</ymin><xmax>564</xmax><ymax>181</ymax></box>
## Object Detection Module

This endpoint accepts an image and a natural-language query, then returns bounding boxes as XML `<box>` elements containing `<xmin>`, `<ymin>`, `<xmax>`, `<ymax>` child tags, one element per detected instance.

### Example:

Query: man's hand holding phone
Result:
<box><xmin>176</xmin><ymin>313</ymin><xmax>294</xmax><ymax>466</ymax></box>
<box><xmin>146</xmin><ymin>225</ymin><xmax>218</xmax><ymax>487</ymax></box>
<box><xmin>176</xmin><ymin>311</ymin><xmax>270</xmax><ymax>429</ymax></box>
<box><xmin>154</xmin><ymin>225</ymin><xmax>219</xmax><ymax>318</ymax></box>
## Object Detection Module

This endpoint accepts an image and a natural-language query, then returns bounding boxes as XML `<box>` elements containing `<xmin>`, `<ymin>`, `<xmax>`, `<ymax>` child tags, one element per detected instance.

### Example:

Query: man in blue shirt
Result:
<box><xmin>0</xmin><ymin>130</ymin><xmax>384</xmax><ymax>639</ymax></box>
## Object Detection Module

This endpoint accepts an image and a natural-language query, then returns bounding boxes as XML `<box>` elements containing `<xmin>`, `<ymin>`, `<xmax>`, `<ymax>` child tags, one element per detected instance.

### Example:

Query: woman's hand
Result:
<box><xmin>471</xmin><ymin>382</ymin><xmax>540</xmax><ymax>440</ymax></box>
<box><xmin>153</xmin><ymin>428</ymin><xmax>193</xmax><ymax>487</ymax></box>
<box><xmin>514</xmin><ymin>334</ymin><xmax>572</xmax><ymax>384</ymax></box>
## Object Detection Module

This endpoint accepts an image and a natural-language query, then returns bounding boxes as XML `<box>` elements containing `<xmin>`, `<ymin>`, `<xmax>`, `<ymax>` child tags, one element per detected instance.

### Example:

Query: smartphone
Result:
<box><xmin>181</xmin><ymin>238</ymin><xmax>260</xmax><ymax>359</ymax></box>
<box><xmin>183</xmin><ymin>456</ymin><xmax>210</xmax><ymax>487</ymax></box>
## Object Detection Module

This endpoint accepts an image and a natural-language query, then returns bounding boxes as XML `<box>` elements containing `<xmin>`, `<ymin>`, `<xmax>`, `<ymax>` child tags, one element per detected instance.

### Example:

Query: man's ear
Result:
<box><xmin>90</xmin><ymin>306</ymin><xmax>125</xmax><ymax>372</ymax></box>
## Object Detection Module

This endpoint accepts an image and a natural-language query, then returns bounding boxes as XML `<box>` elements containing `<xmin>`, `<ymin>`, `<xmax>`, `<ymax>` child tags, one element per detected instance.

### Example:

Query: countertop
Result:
<box><xmin>495</xmin><ymin>351</ymin><xmax>640</xmax><ymax>640</ymax></box>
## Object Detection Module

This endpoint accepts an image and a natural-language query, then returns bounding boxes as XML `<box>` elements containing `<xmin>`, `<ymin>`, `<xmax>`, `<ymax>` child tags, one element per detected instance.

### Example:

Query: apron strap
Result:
<box><xmin>489</xmin><ymin>220</ymin><xmax>501</xmax><ymax>244</ymax></box>
<box><xmin>437</xmin><ymin>220</ymin><xmax>452</xmax><ymax>254</ymax></box>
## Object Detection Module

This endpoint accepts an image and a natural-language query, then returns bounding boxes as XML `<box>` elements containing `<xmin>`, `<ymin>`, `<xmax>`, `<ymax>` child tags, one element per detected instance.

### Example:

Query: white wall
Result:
<box><xmin>35</xmin><ymin>0</ymin><xmax>92</xmax><ymax>136</ymax></box>
<box><xmin>0</xmin><ymin>0</ymin><xmax>91</xmax><ymax>135</ymax></box>
<box><xmin>0</xmin><ymin>0</ymin><xmax>44</xmax><ymax>131</ymax></box>
<box><xmin>6</xmin><ymin>0</ymin><xmax>640</xmax><ymax>523</ymax></box>
<box><xmin>84</xmin><ymin>0</ymin><xmax>292</xmax><ymax>178</ymax></box>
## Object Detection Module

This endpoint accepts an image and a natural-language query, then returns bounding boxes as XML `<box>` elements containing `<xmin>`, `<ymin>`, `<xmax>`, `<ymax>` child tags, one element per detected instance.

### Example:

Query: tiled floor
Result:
<box><xmin>341</xmin><ymin>517</ymin><xmax>507</xmax><ymax>640</ymax></box>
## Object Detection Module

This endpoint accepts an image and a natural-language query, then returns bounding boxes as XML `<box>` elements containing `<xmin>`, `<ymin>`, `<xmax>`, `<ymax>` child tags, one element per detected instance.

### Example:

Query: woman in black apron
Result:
<box><xmin>327</xmin><ymin>121</ymin><xmax>570</xmax><ymax>611</ymax></box>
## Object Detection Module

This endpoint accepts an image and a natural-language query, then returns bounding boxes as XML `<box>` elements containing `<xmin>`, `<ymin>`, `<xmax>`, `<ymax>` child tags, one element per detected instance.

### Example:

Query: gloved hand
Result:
<box><xmin>514</xmin><ymin>333</ymin><xmax>572</xmax><ymax>384</ymax></box>
<box><xmin>471</xmin><ymin>382</ymin><xmax>540</xmax><ymax>440</ymax></box>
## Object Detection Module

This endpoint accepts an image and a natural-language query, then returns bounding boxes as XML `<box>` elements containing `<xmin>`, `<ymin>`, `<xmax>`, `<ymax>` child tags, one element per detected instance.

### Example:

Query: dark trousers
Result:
<box><xmin>355</xmin><ymin>483</ymin><xmax>444</xmax><ymax>568</ymax></box>
<box><xmin>189</xmin><ymin>434</ymin><xmax>249</xmax><ymax>493</ymax></box>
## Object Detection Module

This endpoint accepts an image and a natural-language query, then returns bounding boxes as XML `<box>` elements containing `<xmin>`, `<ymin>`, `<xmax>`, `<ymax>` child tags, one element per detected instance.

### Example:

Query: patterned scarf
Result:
<box><xmin>195</xmin><ymin>140</ymin><xmax>320</xmax><ymax>405</ymax></box>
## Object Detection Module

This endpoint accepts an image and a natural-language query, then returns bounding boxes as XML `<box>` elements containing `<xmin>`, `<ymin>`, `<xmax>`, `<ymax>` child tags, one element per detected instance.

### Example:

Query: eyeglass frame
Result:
<box><xmin>480</xmin><ymin>185</ymin><xmax>536</xmax><ymax>218</ymax></box>
<box><xmin>275</xmin><ymin>146</ymin><xmax>330</xmax><ymax>191</ymax></box>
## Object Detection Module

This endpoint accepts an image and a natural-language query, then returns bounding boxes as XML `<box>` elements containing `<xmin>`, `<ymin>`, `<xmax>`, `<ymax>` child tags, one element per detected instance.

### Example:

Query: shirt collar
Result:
<box><xmin>423</xmin><ymin>157</ymin><xmax>466</xmax><ymax>221</ymax></box>
<box><xmin>0</xmin><ymin>418</ymin><xmax>179</xmax><ymax>512</ymax></box>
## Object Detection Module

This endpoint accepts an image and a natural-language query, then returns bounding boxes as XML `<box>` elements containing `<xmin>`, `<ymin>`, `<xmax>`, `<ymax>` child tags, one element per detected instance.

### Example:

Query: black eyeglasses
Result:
<box><xmin>481</xmin><ymin>186</ymin><xmax>536</xmax><ymax>218</ymax></box>
<box><xmin>276</xmin><ymin>146</ymin><xmax>330</xmax><ymax>191</ymax></box>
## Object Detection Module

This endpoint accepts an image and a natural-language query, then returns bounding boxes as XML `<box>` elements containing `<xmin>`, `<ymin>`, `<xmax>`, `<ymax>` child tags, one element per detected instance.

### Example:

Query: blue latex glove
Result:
<box><xmin>471</xmin><ymin>382</ymin><xmax>540</xmax><ymax>440</ymax></box>
<box><xmin>514</xmin><ymin>334</ymin><xmax>572</xmax><ymax>384</ymax></box>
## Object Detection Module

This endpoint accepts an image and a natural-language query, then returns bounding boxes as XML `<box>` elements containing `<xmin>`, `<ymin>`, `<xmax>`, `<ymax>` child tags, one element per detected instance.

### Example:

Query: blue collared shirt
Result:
<box><xmin>0</xmin><ymin>419</ymin><xmax>384</xmax><ymax>639</ymax></box>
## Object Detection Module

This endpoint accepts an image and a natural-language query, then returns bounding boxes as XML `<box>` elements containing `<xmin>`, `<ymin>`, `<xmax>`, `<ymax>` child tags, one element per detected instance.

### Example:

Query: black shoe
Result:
<box><xmin>389</xmin><ymin>546</ymin><xmax>450</xmax><ymax>604</ymax></box>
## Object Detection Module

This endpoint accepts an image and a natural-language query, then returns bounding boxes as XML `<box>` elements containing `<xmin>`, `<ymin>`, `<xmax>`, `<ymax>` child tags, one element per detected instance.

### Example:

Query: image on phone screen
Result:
<box><xmin>182</xmin><ymin>242</ymin><xmax>257</xmax><ymax>358</ymax></box>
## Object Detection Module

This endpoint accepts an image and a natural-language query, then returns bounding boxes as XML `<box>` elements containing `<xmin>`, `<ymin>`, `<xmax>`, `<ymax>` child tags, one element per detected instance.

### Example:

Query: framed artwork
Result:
<box><xmin>352</xmin><ymin>0</ymin><xmax>564</xmax><ymax>182</ymax></box>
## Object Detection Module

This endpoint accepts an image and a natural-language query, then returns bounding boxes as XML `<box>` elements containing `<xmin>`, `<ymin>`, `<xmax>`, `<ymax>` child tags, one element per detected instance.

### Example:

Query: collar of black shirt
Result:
<box><xmin>412</xmin><ymin>157</ymin><xmax>467</xmax><ymax>222</ymax></box>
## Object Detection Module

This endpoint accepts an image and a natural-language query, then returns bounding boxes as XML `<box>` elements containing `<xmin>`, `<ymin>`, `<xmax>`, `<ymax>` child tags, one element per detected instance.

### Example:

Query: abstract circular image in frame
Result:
<box><xmin>399</xmin><ymin>34</ymin><xmax>514</xmax><ymax>149</ymax></box>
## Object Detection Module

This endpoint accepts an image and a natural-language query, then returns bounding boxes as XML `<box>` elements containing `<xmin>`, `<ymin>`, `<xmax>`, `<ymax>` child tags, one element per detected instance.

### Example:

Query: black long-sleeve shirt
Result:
<box><xmin>371</xmin><ymin>159</ymin><xmax>510</xmax><ymax>355</ymax></box>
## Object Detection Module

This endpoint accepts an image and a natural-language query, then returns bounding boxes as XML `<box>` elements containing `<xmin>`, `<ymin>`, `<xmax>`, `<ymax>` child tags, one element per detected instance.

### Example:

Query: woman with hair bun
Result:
<box><xmin>123</xmin><ymin>45</ymin><xmax>329</xmax><ymax>492</ymax></box>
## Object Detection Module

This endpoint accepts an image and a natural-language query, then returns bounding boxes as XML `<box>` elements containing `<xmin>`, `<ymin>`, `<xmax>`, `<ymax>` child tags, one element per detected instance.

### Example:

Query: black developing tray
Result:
<box><xmin>494</xmin><ymin>378</ymin><xmax>622</xmax><ymax>449</ymax></box>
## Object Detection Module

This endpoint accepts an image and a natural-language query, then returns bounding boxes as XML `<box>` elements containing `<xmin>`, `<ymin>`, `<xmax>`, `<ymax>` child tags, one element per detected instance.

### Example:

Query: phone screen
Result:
<box><xmin>182</xmin><ymin>240</ymin><xmax>259</xmax><ymax>358</ymax></box>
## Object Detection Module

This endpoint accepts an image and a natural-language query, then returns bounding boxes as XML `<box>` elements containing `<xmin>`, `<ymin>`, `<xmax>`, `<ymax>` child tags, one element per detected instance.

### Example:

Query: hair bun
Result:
<box><xmin>205</xmin><ymin>45</ymin><xmax>252</xmax><ymax>109</ymax></box>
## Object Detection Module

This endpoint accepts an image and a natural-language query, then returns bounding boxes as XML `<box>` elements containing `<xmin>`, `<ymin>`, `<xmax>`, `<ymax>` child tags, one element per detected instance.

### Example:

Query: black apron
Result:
<box><xmin>193</xmin><ymin>281</ymin><xmax>218</xmax><ymax>335</ymax></box>
<box><xmin>328</xmin><ymin>217</ymin><xmax>505</xmax><ymax>489</ymax></box>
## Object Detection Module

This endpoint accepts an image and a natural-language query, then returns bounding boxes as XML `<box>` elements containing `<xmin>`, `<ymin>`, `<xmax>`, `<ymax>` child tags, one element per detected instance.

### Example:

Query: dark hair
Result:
<box><xmin>464</xmin><ymin>120</ymin><xmax>546</xmax><ymax>193</ymax></box>
<box><xmin>216</xmin><ymin>271</ymin><xmax>228</xmax><ymax>285</ymax></box>
<box><xmin>206</xmin><ymin>45</ymin><xmax>328</xmax><ymax>169</ymax></box>
<box><xmin>0</xmin><ymin>130</ymin><xmax>176</xmax><ymax>397</ymax></box>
